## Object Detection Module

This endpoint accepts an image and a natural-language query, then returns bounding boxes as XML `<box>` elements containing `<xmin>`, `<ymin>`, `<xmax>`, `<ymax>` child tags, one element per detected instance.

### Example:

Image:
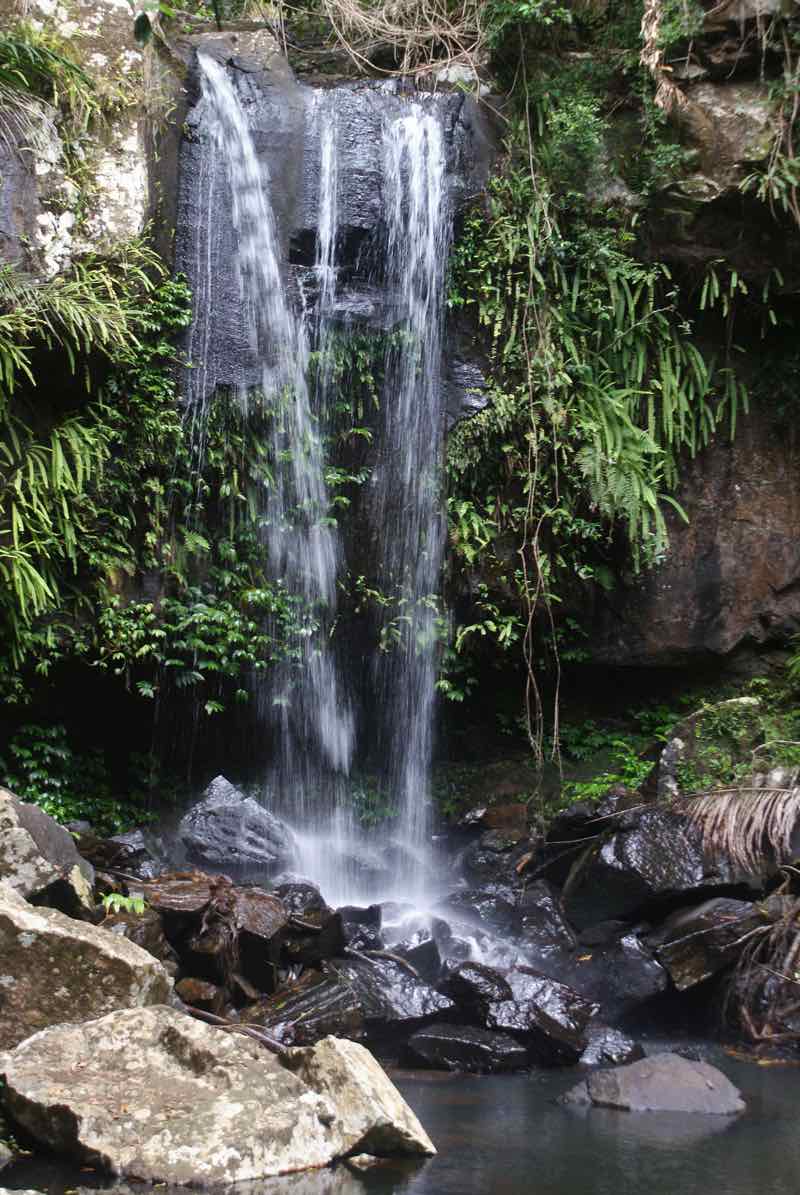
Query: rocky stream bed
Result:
<box><xmin>2</xmin><ymin>698</ymin><xmax>799</xmax><ymax>1190</ymax></box>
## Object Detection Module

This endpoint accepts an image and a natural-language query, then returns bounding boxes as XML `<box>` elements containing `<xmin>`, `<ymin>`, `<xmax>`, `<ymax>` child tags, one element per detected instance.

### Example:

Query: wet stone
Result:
<box><xmin>648</xmin><ymin>898</ymin><xmax>766</xmax><ymax>990</ymax></box>
<box><xmin>393</xmin><ymin>933</ymin><xmax>442</xmax><ymax>985</ymax></box>
<box><xmin>579</xmin><ymin>1024</ymin><xmax>645</xmax><ymax>1068</ymax></box>
<box><xmin>437</xmin><ymin>888</ymin><xmax>521</xmax><ymax>935</ymax></box>
<box><xmin>178</xmin><ymin>776</ymin><xmax>296</xmax><ymax>882</ymax></box>
<box><xmin>562</xmin><ymin>807</ymin><xmax>736</xmax><ymax>930</ymax></box>
<box><xmin>405</xmin><ymin>1023</ymin><xmax>528</xmax><ymax>1073</ymax></box>
<box><xmin>244</xmin><ymin>969</ymin><xmax>365</xmax><ymax>1045</ymax></box>
<box><xmin>517</xmin><ymin>879</ymin><xmax>576</xmax><ymax>959</ymax></box>
<box><xmin>174</xmin><ymin>976</ymin><xmax>223</xmax><ymax>1012</ymax></box>
<box><xmin>328</xmin><ymin>958</ymin><xmax>454</xmax><ymax>1032</ymax></box>
<box><xmin>489</xmin><ymin>969</ymin><xmax>599</xmax><ymax>1065</ymax></box>
<box><xmin>439</xmin><ymin>961</ymin><xmax>513</xmax><ymax>1024</ymax></box>
<box><xmin>274</xmin><ymin>880</ymin><xmax>327</xmax><ymax>917</ymax></box>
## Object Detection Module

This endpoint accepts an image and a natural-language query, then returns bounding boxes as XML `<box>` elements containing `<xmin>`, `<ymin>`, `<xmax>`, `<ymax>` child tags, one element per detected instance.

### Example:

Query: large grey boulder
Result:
<box><xmin>0</xmin><ymin>1008</ymin><xmax>434</xmax><ymax>1184</ymax></box>
<box><xmin>178</xmin><ymin>776</ymin><xmax>296</xmax><ymax>881</ymax></box>
<box><xmin>563</xmin><ymin>1052</ymin><xmax>745</xmax><ymax>1115</ymax></box>
<box><xmin>0</xmin><ymin>882</ymin><xmax>171</xmax><ymax>1050</ymax></box>
<box><xmin>0</xmin><ymin>787</ymin><xmax>94</xmax><ymax>916</ymax></box>
<box><xmin>286</xmin><ymin>1035</ymin><xmax>435</xmax><ymax>1156</ymax></box>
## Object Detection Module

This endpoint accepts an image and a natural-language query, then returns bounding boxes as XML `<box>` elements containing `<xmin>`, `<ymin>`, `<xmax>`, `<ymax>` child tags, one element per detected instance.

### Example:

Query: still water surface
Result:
<box><xmin>5</xmin><ymin>1049</ymin><xmax>800</xmax><ymax>1195</ymax></box>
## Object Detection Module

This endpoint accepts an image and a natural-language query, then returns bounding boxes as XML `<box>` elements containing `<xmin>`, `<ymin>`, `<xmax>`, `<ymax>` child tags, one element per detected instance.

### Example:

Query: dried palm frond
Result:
<box><xmin>318</xmin><ymin>0</ymin><xmax>484</xmax><ymax>78</ymax></box>
<box><xmin>0</xmin><ymin>80</ymin><xmax>57</xmax><ymax>158</ymax></box>
<box><xmin>640</xmin><ymin>0</ymin><xmax>687</xmax><ymax>115</ymax></box>
<box><xmin>727</xmin><ymin>891</ymin><xmax>800</xmax><ymax>1044</ymax></box>
<box><xmin>687</xmin><ymin>785</ymin><xmax>800</xmax><ymax>875</ymax></box>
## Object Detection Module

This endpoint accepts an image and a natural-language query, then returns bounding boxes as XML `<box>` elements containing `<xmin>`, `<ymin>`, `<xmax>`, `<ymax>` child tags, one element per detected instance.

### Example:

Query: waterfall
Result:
<box><xmin>373</xmin><ymin>110</ymin><xmax>450</xmax><ymax>873</ymax></box>
<box><xmin>182</xmin><ymin>55</ymin><xmax>462</xmax><ymax>905</ymax></box>
<box><xmin>194</xmin><ymin>55</ymin><xmax>354</xmax><ymax>810</ymax></box>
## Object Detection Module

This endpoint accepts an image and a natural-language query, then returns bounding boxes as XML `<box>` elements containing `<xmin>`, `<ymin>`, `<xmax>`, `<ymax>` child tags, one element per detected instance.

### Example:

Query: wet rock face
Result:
<box><xmin>328</xmin><ymin>958</ymin><xmax>455</xmax><ymax>1032</ymax></box>
<box><xmin>246</xmin><ymin>969</ymin><xmax>366</xmax><ymax>1045</ymax></box>
<box><xmin>0</xmin><ymin>787</ymin><xmax>94</xmax><ymax>917</ymax></box>
<box><xmin>579</xmin><ymin>1025</ymin><xmax>644</xmax><ymax>1068</ymax></box>
<box><xmin>438</xmin><ymin>961</ymin><xmax>513</xmax><ymax>1023</ymax></box>
<box><xmin>563</xmin><ymin>807</ymin><xmax>735</xmax><ymax>930</ymax></box>
<box><xmin>517</xmin><ymin>880</ymin><xmax>577</xmax><ymax>958</ymax></box>
<box><xmin>176</xmin><ymin>41</ymin><xmax>498</xmax><ymax>417</ymax></box>
<box><xmin>539</xmin><ymin>932</ymin><xmax>668</xmax><ymax>1022</ymax></box>
<box><xmin>178</xmin><ymin>776</ymin><xmax>296</xmax><ymax>881</ymax></box>
<box><xmin>486</xmin><ymin>969</ymin><xmax>599</xmax><ymax>1066</ymax></box>
<box><xmin>0</xmin><ymin>882</ymin><xmax>172</xmax><ymax>1050</ymax></box>
<box><xmin>405</xmin><ymin>1023</ymin><xmax>528</xmax><ymax>1073</ymax></box>
<box><xmin>649</xmin><ymin>898</ymin><xmax>766</xmax><ymax>990</ymax></box>
<box><xmin>437</xmin><ymin>887</ymin><xmax>521</xmax><ymax>935</ymax></box>
<box><xmin>563</xmin><ymin>1052</ymin><xmax>746</xmax><ymax>1115</ymax></box>
<box><xmin>590</xmin><ymin>404</ymin><xmax>800</xmax><ymax>666</ymax></box>
<box><xmin>0</xmin><ymin>1009</ymin><xmax>434</xmax><ymax>1183</ymax></box>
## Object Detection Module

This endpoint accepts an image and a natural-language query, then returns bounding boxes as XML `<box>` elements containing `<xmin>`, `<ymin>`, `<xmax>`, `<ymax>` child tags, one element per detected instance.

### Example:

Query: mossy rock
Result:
<box><xmin>658</xmin><ymin>697</ymin><xmax>763</xmax><ymax>796</ymax></box>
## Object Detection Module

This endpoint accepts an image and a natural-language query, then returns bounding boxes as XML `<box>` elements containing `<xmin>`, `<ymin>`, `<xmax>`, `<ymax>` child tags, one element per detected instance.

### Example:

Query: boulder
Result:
<box><xmin>0</xmin><ymin>788</ymin><xmax>94</xmax><ymax>917</ymax></box>
<box><xmin>563</xmin><ymin>1051</ymin><xmax>746</xmax><ymax>1115</ymax></box>
<box><xmin>179</xmin><ymin>776</ymin><xmax>296</xmax><ymax>881</ymax></box>
<box><xmin>517</xmin><ymin>880</ymin><xmax>577</xmax><ymax>958</ymax></box>
<box><xmin>579</xmin><ymin>1025</ymin><xmax>645</xmax><ymax>1068</ymax></box>
<box><xmin>538</xmin><ymin>932</ymin><xmax>668</xmax><ymax>1021</ymax></box>
<box><xmin>327</xmin><ymin>958</ymin><xmax>454</xmax><ymax>1033</ymax></box>
<box><xmin>563</xmin><ymin>807</ymin><xmax>735</xmax><ymax>929</ymax></box>
<box><xmin>77</xmin><ymin>829</ymin><xmax>159</xmax><ymax>881</ymax></box>
<box><xmin>405</xmin><ymin>1023</ymin><xmax>528</xmax><ymax>1073</ymax></box>
<box><xmin>174</xmin><ymin>977</ymin><xmax>224</xmax><ymax>1012</ymax></box>
<box><xmin>649</xmin><ymin>898</ymin><xmax>766</xmax><ymax>990</ymax></box>
<box><xmin>488</xmin><ymin>969</ymin><xmax>599</xmax><ymax>1065</ymax></box>
<box><xmin>286</xmin><ymin>1035</ymin><xmax>435</xmax><ymax>1155</ymax></box>
<box><xmin>0</xmin><ymin>1007</ymin><xmax>435</xmax><ymax>1183</ymax></box>
<box><xmin>393</xmin><ymin>932</ymin><xmax>443</xmax><ymax>985</ymax></box>
<box><xmin>438</xmin><ymin>961</ymin><xmax>513</xmax><ymax>1024</ymax></box>
<box><xmin>437</xmin><ymin>888</ymin><xmax>521</xmax><ymax>935</ymax></box>
<box><xmin>339</xmin><ymin>904</ymin><xmax>384</xmax><ymax>952</ymax></box>
<box><xmin>0</xmin><ymin>882</ymin><xmax>171</xmax><ymax>1050</ymax></box>
<box><xmin>275</xmin><ymin>880</ymin><xmax>327</xmax><ymax>917</ymax></box>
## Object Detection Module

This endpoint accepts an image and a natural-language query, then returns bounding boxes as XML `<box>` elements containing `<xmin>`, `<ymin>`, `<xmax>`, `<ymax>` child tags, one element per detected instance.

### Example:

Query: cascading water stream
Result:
<box><xmin>372</xmin><ymin>110</ymin><xmax>451</xmax><ymax>891</ymax></box>
<box><xmin>194</xmin><ymin>55</ymin><xmax>354</xmax><ymax>844</ymax></box>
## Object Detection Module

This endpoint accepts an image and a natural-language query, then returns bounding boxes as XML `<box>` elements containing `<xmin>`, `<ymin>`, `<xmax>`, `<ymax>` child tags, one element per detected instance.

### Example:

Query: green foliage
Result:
<box><xmin>0</xmin><ymin>26</ymin><xmax>95</xmax><ymax>112</ymax></box>
<box><xmin>1</xmin><ymin>723</ymin><xmax>152</xmax><ymax>834</ymax></box>
<box><xmin>442</xmin><ymin>33</ymin><xmax>758</xmax><ymax>711</ymax></box>
<box><xmin>102</xmin><ymin>892</ymin><xmax>147</xmax><ymax>915</ymax></box>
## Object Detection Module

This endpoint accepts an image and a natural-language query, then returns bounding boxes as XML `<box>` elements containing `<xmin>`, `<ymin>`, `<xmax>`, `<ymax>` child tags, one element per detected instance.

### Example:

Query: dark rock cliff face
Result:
<box><xmin>591</xmin><ymin>403</ymin><xmax>800</xmax><ymax>666</ymax></box>
<box><xmin>174</xmin><ymin>30</ymin><xmax>498</xmax><ymax>418</ymax></box>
